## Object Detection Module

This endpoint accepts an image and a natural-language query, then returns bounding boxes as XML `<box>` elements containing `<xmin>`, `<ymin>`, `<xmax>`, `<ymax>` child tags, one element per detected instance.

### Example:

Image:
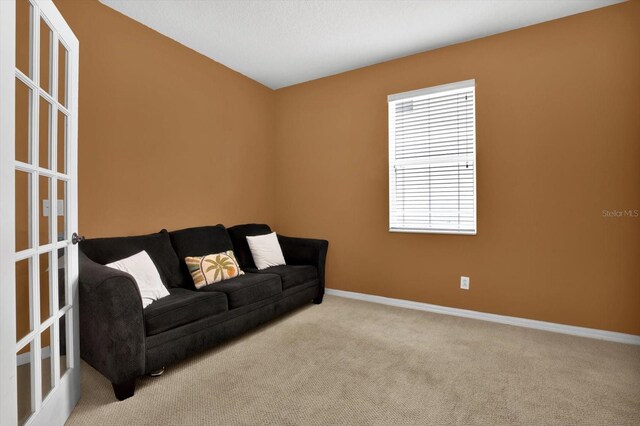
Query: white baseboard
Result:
<box><xmin>325</xmin><ymin>288</ymin><xmax>640</xmax><ymax>345</ymax></box>
<box><xmin>16</xmin><ymin>346</ymin><xmax>51</xmax><ymax>366</ymax></box>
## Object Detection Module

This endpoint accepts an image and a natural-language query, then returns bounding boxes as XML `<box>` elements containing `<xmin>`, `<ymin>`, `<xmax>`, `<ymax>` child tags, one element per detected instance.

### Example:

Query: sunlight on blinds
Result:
<box><xmin>388</xmin><ymin>80</ymin><xmax>476</xmax><ymax>234</ymax></box>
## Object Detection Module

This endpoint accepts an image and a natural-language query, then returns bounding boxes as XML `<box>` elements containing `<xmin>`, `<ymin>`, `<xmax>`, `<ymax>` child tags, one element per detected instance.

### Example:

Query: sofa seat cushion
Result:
<box><xmin>144</xmin><ymin>288</ymin><xmax>228</xmax><ymax>336</ymax></box>
<box><xmin>198</xmin><ymin>272</ymin><xmax>281</xmax><ymax>309</ymax></box>
<box><xmin>246</xmin><ymin>265</ymin><xmax>318</xmax><ymax>290</ymax></box>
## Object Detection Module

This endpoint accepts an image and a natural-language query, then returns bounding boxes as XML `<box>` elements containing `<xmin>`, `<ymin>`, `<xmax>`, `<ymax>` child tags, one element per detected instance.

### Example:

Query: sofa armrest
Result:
<box><xmin>277</xmin><ymin>235</ymin><xmax>329</xmax><ymax>292</ymax></box>
<box><xmin>79</xmin><ymin>251</ymin><xmax>146</xmax><ymax>385</ymax></box>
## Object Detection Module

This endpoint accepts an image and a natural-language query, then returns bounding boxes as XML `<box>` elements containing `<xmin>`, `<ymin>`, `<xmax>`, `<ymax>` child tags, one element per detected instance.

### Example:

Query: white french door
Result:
<box><xmin>0</xmin><ymin>1</ymin><xmax>80</xmax><ymax>425</ymax></box>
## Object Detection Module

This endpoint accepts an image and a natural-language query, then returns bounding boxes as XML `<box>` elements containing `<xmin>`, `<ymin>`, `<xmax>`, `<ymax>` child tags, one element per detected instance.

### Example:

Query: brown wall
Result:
<box><xmin>274</xmin><ymin>1</ymin><xmax>640</xmax><ymax>334</ymax></box>
<box><xmin>55</xmin><ymin>0</ymin><xmax>277</xmax><ymax>237</ymax></box>
<box><xmin>42</xmin><ymin>1</ymin><xmax>639</xmax><ymax>334</ymax></box>
<box><xmin>15</xmin><ymin>0</ymin><xmax>278</xmax><ymax>347</ymax></box>
<box><xmin>16</xmin><ymin>0</ymin><xmax>278</xmax><ymax>343</ymax></box>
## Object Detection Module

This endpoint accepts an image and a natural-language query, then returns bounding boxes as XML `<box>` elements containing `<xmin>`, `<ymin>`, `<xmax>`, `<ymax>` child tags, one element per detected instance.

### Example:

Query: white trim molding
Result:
<box><xmin>387</xmin><ymin>79</ymin><xmax>476</xmax><ymax>102</ymax></box>
<box><xmin>325</xmin><ymin>288</ymin><xmax>640</xmax><ymax>345</ymax></box>
<box><xmin>16</xmin><ymin>346</ymin><xmax>52</xmax><ymax>366</ymax></box>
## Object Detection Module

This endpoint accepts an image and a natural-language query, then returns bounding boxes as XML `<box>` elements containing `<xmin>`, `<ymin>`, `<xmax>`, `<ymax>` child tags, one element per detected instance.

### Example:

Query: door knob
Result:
<box><xmin>71</xmin><ymin>232</ymin><xmax>85</xmax><ymax>245</ymax></box>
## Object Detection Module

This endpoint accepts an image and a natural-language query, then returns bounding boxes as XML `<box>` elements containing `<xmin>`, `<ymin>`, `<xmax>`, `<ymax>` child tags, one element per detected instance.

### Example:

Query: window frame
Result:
<box><xmin>388</xmin><ymin>79</ymin><xmax>477</xmax><ymax>235</ymax></box>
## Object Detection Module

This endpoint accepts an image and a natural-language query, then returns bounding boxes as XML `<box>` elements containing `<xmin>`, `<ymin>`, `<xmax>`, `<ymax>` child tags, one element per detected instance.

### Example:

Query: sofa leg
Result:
<box><xmin>112</xmin><ymin>379</ymin><xmax>136</xmax><ymax>401</ymax></box>
<box><xmin>313</xmin><ymin>294</ymin><xmax>324</xmax><ymax>304</ymax></box>
<box><xmin>149</xmin><ymin>367</ymin><xmax>165</xmax><ymax>377</ymax></box>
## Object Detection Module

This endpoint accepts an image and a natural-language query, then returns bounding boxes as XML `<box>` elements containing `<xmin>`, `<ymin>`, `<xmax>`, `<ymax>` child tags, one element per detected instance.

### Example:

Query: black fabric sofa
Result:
<box><xmin>79</xmin><ymin>223</ymin><xmax>328</xmax><ymax>400</ymax></box>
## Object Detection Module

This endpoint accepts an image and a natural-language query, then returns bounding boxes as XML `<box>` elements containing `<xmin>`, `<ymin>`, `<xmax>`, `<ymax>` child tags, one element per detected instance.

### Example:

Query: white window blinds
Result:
<box><xmin>388</xmin><ymin>79</ymin><xmax>476</xmax><ymax>234</ymax></box>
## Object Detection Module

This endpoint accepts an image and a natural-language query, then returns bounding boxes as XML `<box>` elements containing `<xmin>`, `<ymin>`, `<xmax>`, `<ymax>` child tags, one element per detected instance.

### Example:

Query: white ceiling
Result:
<box><xmin>100</xmin><ymin>0</ymin><xmax>623</xmax><ymax>90</ymax></box>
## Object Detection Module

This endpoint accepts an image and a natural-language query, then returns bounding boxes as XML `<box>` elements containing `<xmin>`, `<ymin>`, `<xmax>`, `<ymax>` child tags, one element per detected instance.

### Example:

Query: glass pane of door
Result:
<box><xmin>39</xmin><ymin>175</ymin><xmax>52</xmax><ymax>245</ymax></box>
<box><xmin>41</xmin><ymin>326</ymin><xmax>54</xmax><ymax>400</ymax></box>
<box><xmin>15</xmin><ymin>171</ymin><xmax>32</xmax><ymax>252</ymax></box>
<box><xmin>38</xmin><ymin>97</ymin><xmax>52</xmax><ymax>170</ymax></box>
<box><xmin>15</xmin><ymin>258</ymin><xmax>32</xmax><ymax>343</ymax></box>
<box><xmin>39</xmin><ymin>18</ymin><xmax>52</xmax><ymax>95</ymax></box>
<box><xmin>39</xmin><ymin>252</ymin><xmax>53</xmax><ymax>323</ymax></box>
<box><xmin>57</xmin><ymin>180</ymin><xmax>67</xmax><ymax>242</ymax></box>
<box><xmin>15</xmin><ymin>78</ymin><xmax>32</xmax><ymax>164</ymax></box>
<box><xmin>57</xmin><ymin>247</ymin><xmax>67</xmax><ymax>310</ymax></box>
<box><xmin>58</xmin><ymin>313</ymin><xmax>69</xmax><ymax>379</ymax></box>
<box><xmin>15</xmin><ymin>0</ymin><xmax>32</xmax><ymax>78</ymax></box>
<box><xmin>16</xmin><ymin>343</ymin><xmax>34</xmax><ymax>426</ymax></box>
<box><xmin>57</xmin><ymin>110</ymin><xmax>66</xmax><ymax>173</ymax></box>
<box><xmin>58</xmin><ymin>42</ymin><xmax>68</xmax><ymax>108</ymax></box>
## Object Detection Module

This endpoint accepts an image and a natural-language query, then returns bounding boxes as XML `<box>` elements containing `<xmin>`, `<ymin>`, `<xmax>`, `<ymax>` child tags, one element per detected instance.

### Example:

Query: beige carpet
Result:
<box><xmin>66</xmin><ymin>295</ymin><xmax>640</xmax><ymax>425</ymax></box>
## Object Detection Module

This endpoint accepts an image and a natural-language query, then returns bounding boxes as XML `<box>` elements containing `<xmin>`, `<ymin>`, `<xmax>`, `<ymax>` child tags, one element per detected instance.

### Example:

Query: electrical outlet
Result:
<box><xmin>460</xmin><ymin>276</ymin><xmax>470</xmax><ymax>290</ymax></box>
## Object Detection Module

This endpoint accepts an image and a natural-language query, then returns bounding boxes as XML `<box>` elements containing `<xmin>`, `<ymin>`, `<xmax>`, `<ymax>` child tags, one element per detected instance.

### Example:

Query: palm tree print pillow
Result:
<box><xmin>185</xmin><ymin>251</ymin><xmax>245</xmax><ymax>289</ymax></box>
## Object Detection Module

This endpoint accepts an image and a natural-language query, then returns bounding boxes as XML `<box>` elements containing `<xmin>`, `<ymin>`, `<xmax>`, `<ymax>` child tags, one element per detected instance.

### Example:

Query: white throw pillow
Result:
<box><xmin>246</xmin><ymin>232</ymin><xmax>286</xmax><ymax>270</ymax></box>
<box><xmin>107</xmin><ymin>251</ymin><xmax>170</xmax><ymax>308</ymax></box>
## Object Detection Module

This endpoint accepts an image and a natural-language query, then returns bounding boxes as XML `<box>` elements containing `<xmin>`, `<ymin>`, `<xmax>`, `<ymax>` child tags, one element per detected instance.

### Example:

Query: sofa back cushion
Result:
<box><xmin>227</xmin><ymin>223</ymin><xmax>272</xmax><ymax>269</ymax></box>
<box><xmin>169</xmin><ymin>225</ymin><xmax>234</xmax><ymax>289</ymax></box>
<box><xmin>79</xmin><ymin>230</ymin><xmax>184</xmax><ymax>289</ymax></box>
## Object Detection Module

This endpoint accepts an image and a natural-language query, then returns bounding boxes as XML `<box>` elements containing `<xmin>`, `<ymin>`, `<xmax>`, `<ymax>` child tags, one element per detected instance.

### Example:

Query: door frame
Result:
<box><xmin>0</xmin><ymin>1</ymin><xmax>80</xmax><ymax>425</ymax></box>
<box><xmin>0</xmin><ymin>0</ymin><xmax>19</xmax><ymax>420</ymax></box>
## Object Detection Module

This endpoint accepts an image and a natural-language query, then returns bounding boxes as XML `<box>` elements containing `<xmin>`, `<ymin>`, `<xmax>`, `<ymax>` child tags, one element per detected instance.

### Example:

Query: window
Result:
<box><xmin>388</xmin><ymin>79</ymin><xmax>476</xmax><ymax>234</ymax></box>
